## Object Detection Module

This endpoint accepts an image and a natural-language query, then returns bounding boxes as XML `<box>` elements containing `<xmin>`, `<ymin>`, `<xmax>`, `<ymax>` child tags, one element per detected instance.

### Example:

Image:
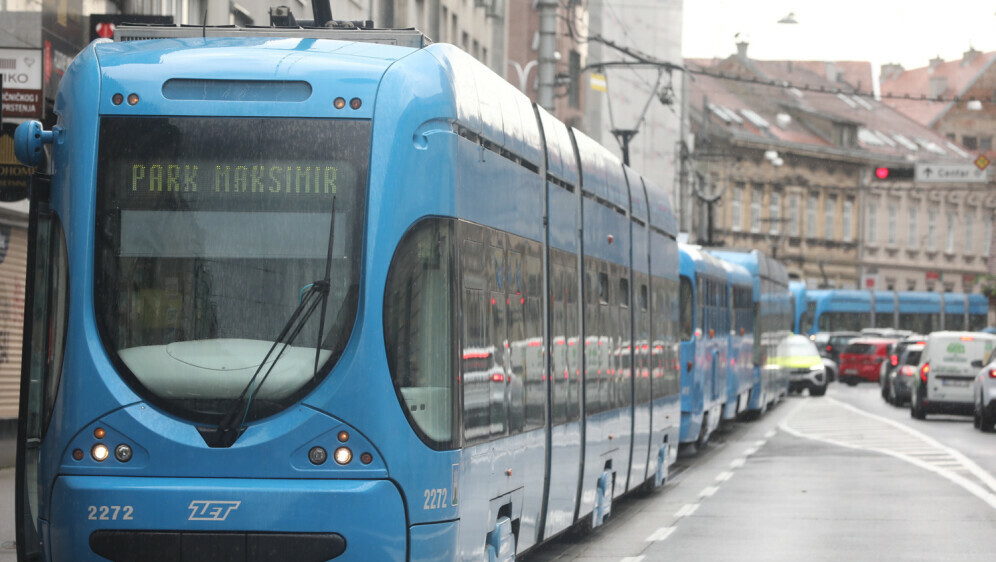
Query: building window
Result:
<box><xmin>982</xmin><ymin>137</ymin><xmax>993</xmax><ymax>150</ymax></box>
<box><xmin>788</xmin><ymin>194</ymin><xmax>799</xmax><ymax>236</ymax></box>
<box><xmin>908</xmin><ymin>204</ymin><xmax>918</xmax><ymax>248</ymax></box>
<box><xmin>769</xmin><ymin>192</ymin><xmax>781</xmax><ymax>234</ymax></box>
<box><xmin>907</xmin><ymin>280</ymin><xmax>917</xmax><ymax>291</ymax></box>
<box><xmin>568</xmin><ymin>51</ymin><xmax>581</xmax><ymax>109</ymax></box>
<box><xmin>963</xmin><ymin>136</ymin><xmax>978</xmax><ymax>150</ymax></box>
<box><xmin>824</xmin><ymin>195</ymin><xmax>836</xmax><ymax>240</ymax></box>
<box><xmin>888</xmin><ymin>203</ymin><xmax>897</xmax><ymax>245</ymax></box>
<box><xmin>731</xmin><ymin>183</ymin><xmax>743</xmax><ymax>231</ymax></box>
<box><xmin>966</xmin><ymin>212</ymin><xmax>974</xmax><ymax>254</ymax></box>
<box><xmin>927</xmin><ymin>209</ymin><xmax>936</xmax><ymax>251</ymax></box>
<box><xmin>946</xmin><ymin>211</ymin><xmax>955</xmax><ymax>252</ymax></box>
<box><xmin>842</xmin><ymin>199</ymin><xmax>853</xmax><ymax>242</ymax></box>
<box><xmin>866</xmin><ymin>202</ymin><xmax>877</xmax><ymax>244</ymax></box>
<box><xmin>986</xmin><ymin>214</ymin><xmax>993</xmax><ymax>255</ymax></box>
<box><xmin>807</xmin><ymin>194</ymin><xmax>818</xmax><ymax>238</ymax></box>
<box><xmin>750</xmin><ymin>185</ymin><xmax>762</xmax><ymax>233</ymax></box>
<box><xmin>946</xmin><ymin>133</ymin><xmax>956</xmax><ymax>141</ymax></box>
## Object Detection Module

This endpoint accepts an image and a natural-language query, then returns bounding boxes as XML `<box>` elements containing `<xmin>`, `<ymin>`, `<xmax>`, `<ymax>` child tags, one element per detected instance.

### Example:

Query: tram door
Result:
<box><xmin>16</xmin><ymin>174</ymin><xmax>69</xmax><ymax>561</ymax></box>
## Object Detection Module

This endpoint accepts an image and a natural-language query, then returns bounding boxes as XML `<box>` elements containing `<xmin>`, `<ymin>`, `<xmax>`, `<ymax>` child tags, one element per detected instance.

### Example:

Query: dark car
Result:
<box><xmin>824</xmin><ymin>331</ymin><xmax>861</xmax><ymax>365</ymax></box>
<box><xmin>886</xmin><ymin>343</ymin><xmax>924</xmax><ymax>406</ymax></box>
<box><xmin>879</xmin><ymin>335</ymin><xmax>925</xmax><ymax>403</ymax></box>
<box><xmin>839</xmin><ymin>338</ymin><xmax>896</xmax><ymax>385</ymax></box>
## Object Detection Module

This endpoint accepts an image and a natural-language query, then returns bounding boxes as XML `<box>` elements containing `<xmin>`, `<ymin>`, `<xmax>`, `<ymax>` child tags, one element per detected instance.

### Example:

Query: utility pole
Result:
<box><xmin>537</xmin><ymin>0</ymin><xmax>558</xmax><ymax>110</ymax></box>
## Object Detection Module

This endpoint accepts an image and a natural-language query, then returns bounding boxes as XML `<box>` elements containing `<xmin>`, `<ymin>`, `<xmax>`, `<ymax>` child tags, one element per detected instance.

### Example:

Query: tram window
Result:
<box><xmin>598</xmin><ymin>272</ymin><xmax>609</xmax><ymax>305</ymax></box>
<box><xmin>24</xmin><ymin>212</ymin><xmax>70</xmax><ymax>440</ymax></box>
<box><xmin>384</xmin><ymin>219</ymin><xmax>456</xmax><ymax>450</ymax></box>
<box><xmin>680</xmin><ymin>277</ymin><xmax>694</xmax><ymax>341</ymax></box>
<box><xmin>461</xmin><ymin>289</ymin><xmax>489</xmax><ymax>442</ymax></box>
<box><xmin>619</xmin><ymin>278</ymin><xmax>629</xmax><ymax>308</ymax></box>
<box><xmin>489</xmin><ymin>290</ymin><xmax>507</xmax><ymax>438</ymax></box>
<box><xmin>640</xmin><ymin>284</ymin><xmax>649</xmax><ymax>311</ymax></box>
<box><xmin>565</xmin><ymin>266</ymin><xmax>581</xmax><ymax>422</ymax></box>
<box><xmin>550</xmin><ymin>264</ymin><xmax>567</xmax><ymax>425</ymax></box>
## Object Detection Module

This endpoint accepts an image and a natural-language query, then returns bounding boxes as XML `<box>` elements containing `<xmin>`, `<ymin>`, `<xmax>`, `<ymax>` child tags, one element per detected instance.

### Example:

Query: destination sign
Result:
<box><xmin>128</xmin><ymin>162</ymin><xmax>339</xmax><ymax>196</ymax></box>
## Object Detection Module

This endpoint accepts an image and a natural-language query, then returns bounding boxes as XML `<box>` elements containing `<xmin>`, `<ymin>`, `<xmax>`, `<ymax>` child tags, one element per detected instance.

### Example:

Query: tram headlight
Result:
<box><xmin>308</xmin><ymin>446</ymin><xmax>328</xmax><ymax>465</ymax></box>
<box><xmin>333</xmin><ymin>447</ymin><xmax>352</xmax><ymax>465</ymax></box>
<box><xmin>91</xmin><ymin>444</ymin><xmax>110</xmax><ymax>462</ymax></box>
<box><xmin>349</xmin><ymin>97</ymin><xmax>362</xmax><ymax>110</ymax></box>
<box><xmin>114</xmin><ymin>444</ymin><xmax>133</xmax><ymax>463</ymax></box>
<box><xmin>333</xmin><ymin>97</ymin><xmax>346</xmax><ymax>109</ymax></box>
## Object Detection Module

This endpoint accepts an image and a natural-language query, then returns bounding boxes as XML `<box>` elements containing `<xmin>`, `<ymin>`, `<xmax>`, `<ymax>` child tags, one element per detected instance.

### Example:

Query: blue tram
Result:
<box><xmin>795</xmin><ymin>288</ymin><xmax>988</xmax><ymax>335</ymax></box>
<box><xmin>715</xmin><ymin>259</ymin><xmax>756</xmax><ymax>421</ymax></box>
<box><xmin>12</xmin><ymin>19</ymin><xmax>684</xmax><ymax>562</ymax></box>
<box><xmin>677</xmin><ymin>245</ymin><xmax>729</xmax><ymax>447</ymax></box>
<box><xmin>710</xmin><ymin>249</ymin><xmax>793</xmax><ymax>416</ymax></box>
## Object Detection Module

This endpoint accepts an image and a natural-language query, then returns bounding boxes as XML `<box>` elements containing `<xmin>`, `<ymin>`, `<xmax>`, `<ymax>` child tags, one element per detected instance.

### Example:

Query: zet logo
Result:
<box><xmin>188</xmin><ymin>500</ymin><xmax>241</xmax><ymax>521</ymax></box>
<box><xmin>946</xmin><ymin>343</ymin><xmax>965</xmax><ymax>354</ymax></box>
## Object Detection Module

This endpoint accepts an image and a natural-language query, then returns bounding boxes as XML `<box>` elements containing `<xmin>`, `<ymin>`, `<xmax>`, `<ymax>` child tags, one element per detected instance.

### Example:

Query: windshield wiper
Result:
<box><xmin>202</xmin><ymin>197</ymin><xmax>337</xmax><ymax>448</ymax></box>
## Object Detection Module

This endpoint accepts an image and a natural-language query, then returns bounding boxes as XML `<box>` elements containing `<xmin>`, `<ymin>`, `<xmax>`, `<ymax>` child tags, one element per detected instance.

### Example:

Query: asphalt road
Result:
<box><xmin>524</xmin><ymin>383</ymin><xmax>996</xmax><ymax>561</ymax></box>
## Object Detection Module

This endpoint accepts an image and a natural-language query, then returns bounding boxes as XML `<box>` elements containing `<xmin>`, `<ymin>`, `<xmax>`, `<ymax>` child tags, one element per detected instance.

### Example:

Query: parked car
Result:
<box><xmin>911</xmin><ymin>332</ymin><xmax>996</xmax><ymax>420</ymax></box>
<box><xmin>776</xmin><ymin>335</ymin><xmax>828</xmax><ymax>397</ymax></box>
<box><xmin>839</xmin><ymin>338</ymin><xmax>896</xmax><ymax>386</ymax></box>
<box><xmin>886</xmin><ymin>343</ymin><xmax>924</xmax><ymax>406</ymax></box>
<box><xmin>879</xmin><ymin>335</ymin><xmax>925</xmax><ymax>402</ymax></box>
<box><xmin>973</xmin><ymin>348</ymin><xmax>996</xmax><ymax>432</ymax></box>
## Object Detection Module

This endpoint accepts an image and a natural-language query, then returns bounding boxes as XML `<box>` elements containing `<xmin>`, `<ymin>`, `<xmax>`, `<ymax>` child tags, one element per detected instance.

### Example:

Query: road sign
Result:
<box><xmin>0</xmin><ymin>48</ymin><xmax>43</xmax><ymax>118</ymax></box>
<box><xmin>974</xmin><ymin>154</ymin><xmax>989</xmax><ymax>170</ymax></box>
<box><xmin>914</xmin><ymin>162</ymin><xmax>989</xmax><ymax>183</ymax></box>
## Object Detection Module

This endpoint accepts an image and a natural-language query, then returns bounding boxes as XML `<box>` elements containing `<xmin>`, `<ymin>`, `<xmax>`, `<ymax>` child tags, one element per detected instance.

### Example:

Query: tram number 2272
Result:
<box><xmin>424</xmin><ymin>488</ymin><xmax>448</xmax><ymax>510</ymax></box>
<box><xmin>87</xmin><ymin>505</ymin><xmax>135</xmax><ymax>521</ymax></box>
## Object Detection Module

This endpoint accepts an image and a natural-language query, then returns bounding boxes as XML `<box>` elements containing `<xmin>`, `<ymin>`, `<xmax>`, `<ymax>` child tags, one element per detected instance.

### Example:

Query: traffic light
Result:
<box><xmin>873</xmin><ymin>166</ymin><xmax>914</xmax><ymax>180</ymax></box>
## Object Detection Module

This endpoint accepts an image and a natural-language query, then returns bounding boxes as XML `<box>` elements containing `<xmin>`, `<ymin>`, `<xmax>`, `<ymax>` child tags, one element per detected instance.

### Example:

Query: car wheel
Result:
<box><xmin>881</xmin><ymin>385</ymin><xmax>889</xmax><ymax>401</ymax></box>
<box><xmin>845</xmin><ymin>378</ymin><xmax>858</xmax><ymax>387</ymax></box>
<box><xmin>911</xmin><ymin>395</ymin><xmax>926</xmax><ymax>420</ymax></box>
<box><xmin>810</xmin><ymin>383</ymin><xmax>827</xmax><ymax>397</ymax></box>
<box><xmin>980</xmin><ymin>402</ymin><xmax>996</xmax><ymax>433</ymax></box>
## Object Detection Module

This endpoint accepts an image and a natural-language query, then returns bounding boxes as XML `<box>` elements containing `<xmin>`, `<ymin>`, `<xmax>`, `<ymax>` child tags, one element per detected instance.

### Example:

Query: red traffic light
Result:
<box><xmin>875</xmin><ymin>167</ymin><xmax>889</xmax><ymax>179</ymax></box>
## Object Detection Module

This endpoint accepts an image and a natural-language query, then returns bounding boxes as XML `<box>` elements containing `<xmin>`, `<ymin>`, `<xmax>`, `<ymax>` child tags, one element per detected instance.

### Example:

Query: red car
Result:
<box><xmin>839</xmin><ymin>338</ymin><xmax>896</xmax><ymax>385</ymax></box>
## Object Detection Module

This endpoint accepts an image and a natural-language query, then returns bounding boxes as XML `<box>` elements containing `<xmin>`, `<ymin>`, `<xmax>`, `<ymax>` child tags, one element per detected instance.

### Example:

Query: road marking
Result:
<box><xmin>699</xmin><ymin>485</ymin><xmax>719</xmax><ymax>498</ymax></box>
<box><xmin>755</xmin><ymin>440</ymin><xmax>768</xmax><ymax>446</ymax></box>
<box><xmin>645</xmin><ymin>527</ymin><xmax>676</xmax><ymax>542</ymax></box>
<box><xmin>730</xmin><ymin>458</ymin><xmax>746</xmax><ymax>468</ymax></box>
<box><xmin>743</xmin><ymin>446</ymin><xmax>758</xmax><ymax>456</ymax></box>
<box><xmin>674</xmin><ymin>503</ymin><xmax>700</xmax><ymax>517</ymax></box>
<box><xmin>781</xmin><ymin>397</ymin><xmax>996</xmax><ymax>511</ymax></box>
<box><xmin>715</xmin><ymin>471</ymin><xmax>734</xmax><ymax>482</ymax></box>
<box><xmin>765</xmin><ymin>430</ymin><xmax>777</xmax><ymax>438</ymax></box>
<box><xmin>620</xmin><ymin>557</ymin><xmax>645</xmax><ymax>562</ymax></box>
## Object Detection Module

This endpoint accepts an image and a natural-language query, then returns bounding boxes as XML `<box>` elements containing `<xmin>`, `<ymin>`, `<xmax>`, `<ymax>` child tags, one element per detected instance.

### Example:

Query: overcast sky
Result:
<box><xmin>682</xmin><ymin>1</ymin><xmax>996</xmax><ymax>70</ymax></box>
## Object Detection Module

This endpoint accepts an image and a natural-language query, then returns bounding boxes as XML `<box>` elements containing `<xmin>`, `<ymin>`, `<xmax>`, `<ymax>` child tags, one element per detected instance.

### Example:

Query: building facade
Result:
<box><xmin>686</xmin><ymin>45</ymin><xmax>995</xmax><ymax>293</ymax></box>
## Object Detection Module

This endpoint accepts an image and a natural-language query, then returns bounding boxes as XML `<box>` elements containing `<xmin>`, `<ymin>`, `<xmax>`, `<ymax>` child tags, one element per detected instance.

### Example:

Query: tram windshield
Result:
<box><xmin>94</xmin><ymin>117</ymin><xmax>369</xmax><ymax>424</ymax></box>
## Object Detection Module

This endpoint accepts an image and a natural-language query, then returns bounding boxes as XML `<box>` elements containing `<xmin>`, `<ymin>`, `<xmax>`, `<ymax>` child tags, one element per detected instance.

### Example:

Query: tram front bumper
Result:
<box><xmin>48</xmin><ymin>476</ymin><xmax>407</xmax><ymax>562</ymax></box>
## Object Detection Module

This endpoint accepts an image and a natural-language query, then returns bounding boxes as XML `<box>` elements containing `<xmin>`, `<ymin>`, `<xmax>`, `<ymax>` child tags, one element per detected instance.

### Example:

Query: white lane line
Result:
<box><xmin>674</xmin><ymin>503</ymin><xmax>700</xmax><ymax>517</ymax></box>
<box><xmin>730</xmin><ymin>458</ymin><xmax>746</xmax><ymax>469</ymax></box>
<box><xmin>645</xmin><ymin>527</ymin><xmax>676</xmax><ymax>542</ymax></box>
<box><xmin>699</xmin><ymin>485</ymin><xmax>719</xmax><ymax>498</ymax></box>
<box><xmin>755</xmin><ymin>440</ymin><xmax>768</xmax><ymax>446</ymax></box>
<box><xmin>765</xmin><ymin>430</ymin><xmax>777</xmax><ymax>438</ymax></box>
<box><xmin>620</xmin><ymin>557</ymin><xmax>645</xmax><ymax>562</ymax></box>
<box><xmin>781</xmin><ymin>399</ymin><xmax>996</xmax><ymax>511</ymax></box>
<box><xmin>715</xmin><ymin>471</ymin><xmax>734</xmax><ymax>482</ymax></box>
<box><xmin>743</xmin><ymin>447</ymin><xmax>758</xmax><ymax>456</ymax></box>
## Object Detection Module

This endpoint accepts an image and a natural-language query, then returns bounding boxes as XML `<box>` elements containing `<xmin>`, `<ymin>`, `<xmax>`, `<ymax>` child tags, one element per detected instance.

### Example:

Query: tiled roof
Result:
<box><xmin>685</xmin><ymin>55</ymin><xmax>969</xmax><ymax>163</ymax></box>
<box><xmin>879</xmin><ymin>50</ymin><xmax>996</xmax><ymax>126</ymax></box>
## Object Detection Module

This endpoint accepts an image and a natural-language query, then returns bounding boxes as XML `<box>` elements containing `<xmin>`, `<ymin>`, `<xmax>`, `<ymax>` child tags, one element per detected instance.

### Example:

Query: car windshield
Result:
<box><xmin>94</xmin><ymin>117</ymin><xmax>370</xmax><ymax>424</ymax></box>
<box><xmin>778</xmin><ymin>337</ymin><xmax>820</xmax><ymax>358</ymax></box>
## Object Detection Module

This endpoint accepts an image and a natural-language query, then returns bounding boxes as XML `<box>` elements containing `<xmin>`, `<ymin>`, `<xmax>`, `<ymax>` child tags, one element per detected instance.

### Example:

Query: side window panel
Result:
<box><xmin>680</xmin><ymin>276</ymin><xmax>694</xmax><ymax>341</ymax></box>
<box><xmin>384</xmin><ymin>219</ymin><xmax>456</xmax><ymax>449</ymax></box>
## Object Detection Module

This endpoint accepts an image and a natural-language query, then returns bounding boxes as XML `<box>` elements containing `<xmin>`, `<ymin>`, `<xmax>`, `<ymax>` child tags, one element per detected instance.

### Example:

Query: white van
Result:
<box><xmin>910</xmin><ymin>331</ymin><xmax>996</xmax><ymax>420</ymax></box>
